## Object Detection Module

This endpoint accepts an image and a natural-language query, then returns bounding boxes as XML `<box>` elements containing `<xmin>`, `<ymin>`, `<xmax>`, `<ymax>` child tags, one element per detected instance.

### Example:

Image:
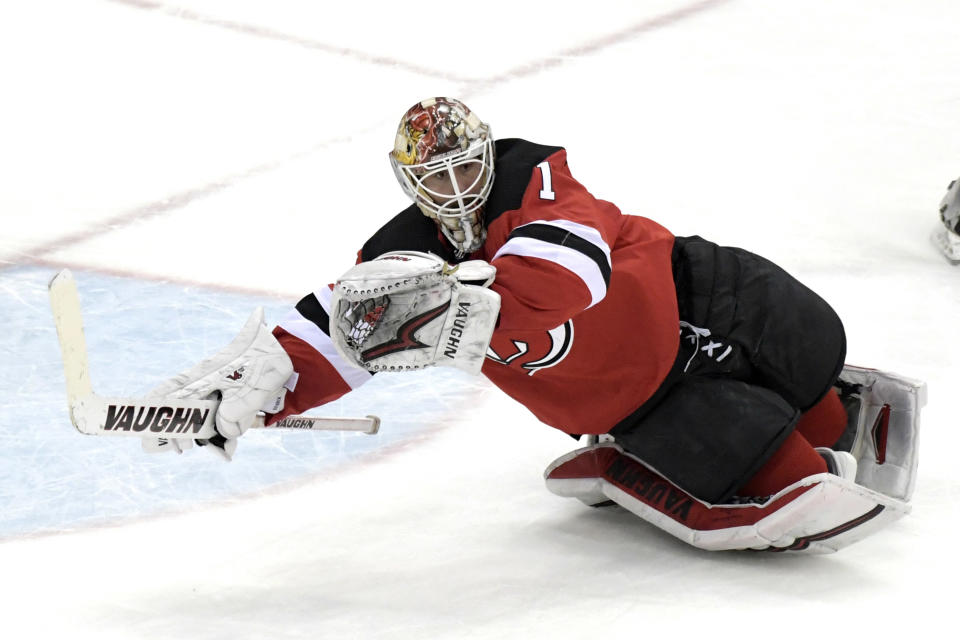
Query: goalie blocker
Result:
<box><xmin>545</xmin><ymin>365</ymin><xmax>925</xmax><ymax>553</ymax></box>
<box><xmin>48</xmin><ymin>269</ymin><xmax>380</xmax><ymax>463</ymax></box>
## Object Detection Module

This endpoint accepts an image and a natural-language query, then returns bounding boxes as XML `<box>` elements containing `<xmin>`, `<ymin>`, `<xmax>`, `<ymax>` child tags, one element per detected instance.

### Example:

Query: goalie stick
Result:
<box><xmin>48</xmin><ymin>269</ymin><xmax>380</xmax><ymax>438</ymax></box>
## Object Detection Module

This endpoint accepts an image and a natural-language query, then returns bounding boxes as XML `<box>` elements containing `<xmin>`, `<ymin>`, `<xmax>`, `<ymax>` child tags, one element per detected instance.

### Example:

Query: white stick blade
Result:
<box><xmin>48</xmin><ymin>269</ymin><xmax>94</xmax><ymax>428</ymax></box>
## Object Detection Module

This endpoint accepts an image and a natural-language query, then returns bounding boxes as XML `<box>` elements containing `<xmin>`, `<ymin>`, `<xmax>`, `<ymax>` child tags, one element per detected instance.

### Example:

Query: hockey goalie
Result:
<box><xmin>149</xmin><ymin>97</ymin><xmax>925</xmax><ymax>554</ymax></box>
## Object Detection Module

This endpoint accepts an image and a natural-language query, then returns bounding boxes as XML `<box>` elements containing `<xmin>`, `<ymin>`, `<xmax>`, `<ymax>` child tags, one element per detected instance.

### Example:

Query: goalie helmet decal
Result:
<box><xmin>389</xmin><ymin>98</ymin><xmax>495</xmax><ymax>257</ymax></box>
<box><xmin>392</xmin><ymin>97</ymin><xmax>488</xmax><ymax>166</ymax></box>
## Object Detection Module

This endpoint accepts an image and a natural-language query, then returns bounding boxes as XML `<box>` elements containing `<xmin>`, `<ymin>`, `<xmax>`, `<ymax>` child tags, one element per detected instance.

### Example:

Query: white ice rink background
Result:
<box><xmin>2</xmin><ymin>0</ymin><xmax>959</xmax><ymax>637</ymax></box>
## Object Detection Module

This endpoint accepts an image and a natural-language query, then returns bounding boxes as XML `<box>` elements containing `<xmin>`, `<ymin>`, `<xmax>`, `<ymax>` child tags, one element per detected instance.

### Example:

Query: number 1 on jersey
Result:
<box><xmin>537</xmin><ymin>161</ymin><xmax>556</xmax><ymax>201</ymax></box>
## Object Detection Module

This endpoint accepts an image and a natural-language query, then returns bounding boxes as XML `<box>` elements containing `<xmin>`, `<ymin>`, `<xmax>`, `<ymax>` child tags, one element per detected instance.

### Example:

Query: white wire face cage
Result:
<box><xmin>391</xmin><ymin>138</ymin><xmax>495</xmax><ymax>256</ymax></box>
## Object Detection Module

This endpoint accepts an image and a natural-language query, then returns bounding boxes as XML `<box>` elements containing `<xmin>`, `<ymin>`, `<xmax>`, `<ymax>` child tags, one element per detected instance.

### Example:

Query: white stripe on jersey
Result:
<box><xmin>277</xmin><ymin>307</ymin><xmax>372</xmax><ymax>390</ymax></box>
<box><xmin>315</xmin><ymin>285</ymin><xmax>334</xmax><ymax>313</ymax></box>
<box><xmin>492</xmin><ymin>220</ymin><xmax>611</xmax><ymax>308</ymax></box>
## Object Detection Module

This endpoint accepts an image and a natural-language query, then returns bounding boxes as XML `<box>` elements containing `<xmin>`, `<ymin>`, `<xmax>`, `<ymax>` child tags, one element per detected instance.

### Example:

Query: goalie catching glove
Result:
<box><xmin>142</xmin><ymin>307</ymin><xmax>295</xmax><ymax>460</ymax></box>
<box><xmin>329</xmin><ymin>251</ymin><xmax>500</xmax><ymax>375</ymax></box>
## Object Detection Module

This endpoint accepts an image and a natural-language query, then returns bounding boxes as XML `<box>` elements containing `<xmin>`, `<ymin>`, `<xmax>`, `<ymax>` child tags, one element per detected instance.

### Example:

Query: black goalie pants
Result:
<box><xmin>610</xmin><ymin>235</ymin><xmax>847</xmax><ymax>504</ymax></box>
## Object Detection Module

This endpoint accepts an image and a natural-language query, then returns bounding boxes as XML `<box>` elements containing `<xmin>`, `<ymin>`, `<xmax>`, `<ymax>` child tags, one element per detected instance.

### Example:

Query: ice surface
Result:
<box><xmin>0</xmin><ymin>267</ymin><xmax>485</xmax><ymax>539</ymax></box>
<box><xmin>1</xmin><ymin>0</ymin><xmax>959</xmax><ymax>638</ymax></box>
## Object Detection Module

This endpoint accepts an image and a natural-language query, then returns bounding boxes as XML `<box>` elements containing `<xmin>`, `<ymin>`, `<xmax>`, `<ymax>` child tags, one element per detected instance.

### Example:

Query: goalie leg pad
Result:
<box><xmin>835</xmin><ymin>365</ymin><xmax>926</xmax><ymax>501</ymax></box>
<box><xmin>545</xmin><ymin>443</ymin><xmax>910</xmax><ymax>554</ymax></box>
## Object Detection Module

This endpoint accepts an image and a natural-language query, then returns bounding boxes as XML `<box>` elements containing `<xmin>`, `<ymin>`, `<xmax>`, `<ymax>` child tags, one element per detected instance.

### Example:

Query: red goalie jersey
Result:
<box><xmin>272</xmin><ymin>139</ymin><xmax>681</xmax><ymax>435</ymax></box>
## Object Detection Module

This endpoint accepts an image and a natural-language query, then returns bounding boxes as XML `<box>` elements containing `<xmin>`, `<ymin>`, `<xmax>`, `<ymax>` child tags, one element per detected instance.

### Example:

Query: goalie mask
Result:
<box><xmin>389</xmin><ymin>98</ymin><xmax>495</xmax><ymax>257</ymax></box>
<box><xmin>329</xmin><ymin>251</ymin><xmax>500</xmax><ymax>375</ymax></box>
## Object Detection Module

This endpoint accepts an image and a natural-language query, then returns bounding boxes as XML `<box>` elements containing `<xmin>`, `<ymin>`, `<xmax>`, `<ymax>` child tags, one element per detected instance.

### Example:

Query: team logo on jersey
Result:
<box><xmin>486</xmin><ymin>320</ymin><xmax>574</xmax><ymax>375</ymax></box>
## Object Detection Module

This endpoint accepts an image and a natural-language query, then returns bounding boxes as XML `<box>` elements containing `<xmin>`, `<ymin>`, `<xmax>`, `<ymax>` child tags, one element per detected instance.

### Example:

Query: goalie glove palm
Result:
<box><xmin>144</xmin><ymin>307</ymin><xmax>294</xmax><ymax>457</ymax></box>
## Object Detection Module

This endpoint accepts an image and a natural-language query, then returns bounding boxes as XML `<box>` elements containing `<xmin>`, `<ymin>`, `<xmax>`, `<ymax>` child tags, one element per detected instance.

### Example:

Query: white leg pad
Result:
<box><xmin>545</xmin><ymin>443</ymin><xmax>910</xmax><ymax>554</ymax></box>
<box><xmin>838</xmin><ymin>365</ymin><xmax>926</xmax><ymax>501</ymax></box>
